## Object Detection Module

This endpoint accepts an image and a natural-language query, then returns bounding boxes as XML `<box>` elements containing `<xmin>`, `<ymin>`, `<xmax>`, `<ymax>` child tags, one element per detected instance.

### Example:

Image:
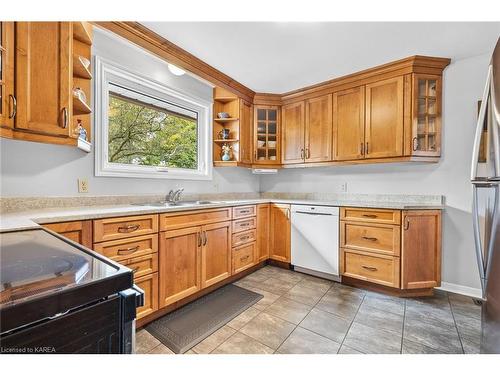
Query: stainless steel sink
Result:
<box><xmin>131</xmin><ymin>200</ymin><xmax>222</xmax><ymax>207</ymax></box>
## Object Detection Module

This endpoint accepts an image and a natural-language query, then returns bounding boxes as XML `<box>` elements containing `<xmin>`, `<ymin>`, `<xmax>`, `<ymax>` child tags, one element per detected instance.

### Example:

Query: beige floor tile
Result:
<box><xmin>338</xmin><ymin>345</ymin><xmax>364</xmax><ymax>354</ymax></box>
<box><xmin>148</xmin><ymin>344</ymin><xmax>175</xmax><ymax>354</ymax></box>
<box><xmin>192</xmin><ymin>325</ymin><xmax>236</xmax><ymax>354</ymax></box>
<box><xmin>265</xmin><ymin>297</ymin><xmax>312</xmax><ymax>324</ymax></box>
<box><xmin>277</xmin><ymin>327</ymin><xmax>340</xmax><ymax>354</ymax></box>
<box><xmin>212</xmin><ymin>332</ymin><xmax>274</xmax><ymax>354</ymax></box>
<box><xmin>226</xmin><ymin>306</ymin><xmax>261</xmax><ymax>330</ymax></box>
<box><xmin>282</xmin><ymin>283</ymin><xmax>327</xmax><ymax>306</ymax></box>
<box><xmin>257</xmin><ymin>277</ymin><xmax>298</xmax><ymax>295</ymax></box>
<box><xmin>135</xmin><ymin>329</ymin><xmax>162</xmax><ymax>354</ymax></box>
<box><xmin>299</xmin><ymin>308</ymin><xmax>350</xmax><ymax>343</ymax></box>
<box><xmin>243</xmin><ymin>287</ymin><xmax>281</xmax><ymax>310</ymax></box>
<box><xmin>240</xmin><ymin>312</ymin><xmax>296</xmax><ymax>350</ymax></box>
<box><xmin>315</xmin><ymin>290</ymin><xmax>362</xmax><ymax>321</ymax></box>
<box><xmin>343</xmin><ymin>322</ymin><xmax>402</xmax><ymax>354</ymax></box>
<box><xmin>297</xmin><ymin>274</ymin><xmax>333</xmax><ymax>293</ymax></box>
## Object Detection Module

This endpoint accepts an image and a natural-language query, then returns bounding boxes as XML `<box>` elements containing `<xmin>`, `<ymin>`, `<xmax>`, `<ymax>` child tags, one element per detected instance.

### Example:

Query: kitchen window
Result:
<box><xmin>94</xmin><ymin>56</ymin><xmax>212</xmax><ymax>180</ymax></box>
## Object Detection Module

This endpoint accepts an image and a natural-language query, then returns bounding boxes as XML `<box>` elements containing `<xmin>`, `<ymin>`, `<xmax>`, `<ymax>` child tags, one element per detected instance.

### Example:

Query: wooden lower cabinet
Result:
<box><xmin>340</xmin><ymin>207</ymin><xmax>441</xmax><ymax>295</ymax></box>
<box><xmin>233</xmin><ymin>242</ymin><xmax>256</xmax><ymax>274</ymax></box>
<box><xmin>401</xmin><ymin>210</ymin><xmax>442</xmax><ymax>289</ymax></box>
<box><xmin>159</xmin><ymin>226</ymin><xmax>202</xmax><ymax>307</ymax></box>
<box><xmin>256</xmin><ymin>204</ymin><xmax>270</xmax><ymax>262</ymax></box>
<box><xmin>269</xmin><ymin>204</ymin><xmax>291</xmax><ymax>262</ymax></box>
<box><xmin>43</xmin><ymin>220</ymin><xmax>92</xmax><ymax>248</ymax></box>
<box><xmin>135</xmin><ymin>272</ymin><xmax>159</xmax><ymax>320</ymax></box>
<box><xmin>201</xmin><ymin>221</ymin><xmax>232</xmax><ymax>288</ymax></box>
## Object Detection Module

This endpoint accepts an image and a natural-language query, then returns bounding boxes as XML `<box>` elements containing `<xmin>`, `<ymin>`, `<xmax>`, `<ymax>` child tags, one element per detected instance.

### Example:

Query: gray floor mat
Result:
<box><xmin>145</xmin><ymin>284</ymin><xmax>263</xmax><ymax>353</ymax></box>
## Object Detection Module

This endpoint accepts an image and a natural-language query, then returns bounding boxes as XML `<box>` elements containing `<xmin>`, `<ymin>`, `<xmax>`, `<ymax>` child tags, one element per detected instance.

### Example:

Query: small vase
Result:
<box><xmin>221</xmin><ymin>152</ymin><xmax>231</xmax><ymax>161</ymax></box>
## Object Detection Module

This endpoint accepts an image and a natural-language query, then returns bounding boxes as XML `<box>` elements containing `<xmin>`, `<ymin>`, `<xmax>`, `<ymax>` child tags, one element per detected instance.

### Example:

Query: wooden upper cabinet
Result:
<box><xmin>401</xmin><ymin>210</ymin><xmax>442</xmax><ymax>290</ymax></box>
<box><xmin>15</xmin><ymin>22</ymin><xmax>72</xmax><ymax>136</ymax></box>
<box><xmin>159</xmin><ymin>226</ymin><xmax>202</xmax><ymax>307</ymax></box>
<box><xmin>282</xmin><ymin>101</ymin><xmax>305</xmax><ymax>164</ymax></box>
<box><xmin>269</xmin><ymin>203</ymin><xmax>291</xmax><ymax>262</ymax></box>
<box><xmin>43</xmin><ymin>220</ymin><xmax>92</xmax><ymax>248</ymax></box>
<box><xmin>256</xmin><ymin>203</ymin><xmax>270</xmax><ymax>262</ymax></box>
<box><xmin>333</xmin><ymin>87</ymin><xmax>365</xmax><ymax>161</ymax></box>
<box><xmin>305</xmin><ymin>94</ymin><xmax>332</xmax><ymax>163</ymax></box>
<box><xmin>0</xmin><ymin>22</ymin><xmax>15</xmax><ymax>130</ymax></box>
<box><xmin>364</xmin><ymin>77</ymin><xmax>404</xmax><ymax>158</ymax></box>
<box><xmin>254</xmin><ymin>105</ymin><xmax>281</xmax><ymax>165</ymax></box>
<box><xmin>408</xmin><ymin>74</ymin><xmax>442</xmax><ymax>157</ymax></box>
<box><xmin>201</xmin><ymin>221</ymin><xmax>232</xmax><ymax>288</ymax></box>
<box><xmin>239</xmin><ymin>99</ymin><xmax>253</xmax><ymax>165</ymax></box>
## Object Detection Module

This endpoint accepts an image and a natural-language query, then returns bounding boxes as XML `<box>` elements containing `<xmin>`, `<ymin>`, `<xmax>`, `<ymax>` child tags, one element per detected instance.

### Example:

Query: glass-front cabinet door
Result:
<box><xmin>254</xmin><ymin>105</ymin><xmax>280</xmax><ymax>164</ymax></box>
<box><xmin>412</xmin><ymin>74</ymin><xmax>441</xmax><ymax>156</ymax></box>
<box><xmin>0</xmin><ymin>22</ymin><xmax>15</xmax><ymax>129</ymax></box>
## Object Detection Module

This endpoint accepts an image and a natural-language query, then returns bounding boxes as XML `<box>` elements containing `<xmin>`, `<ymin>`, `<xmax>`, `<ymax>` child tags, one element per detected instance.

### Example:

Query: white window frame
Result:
<box><xmin>94</xmin><ymin>56</ymin><xmax>212</xmax><ymax>180</ymax></box>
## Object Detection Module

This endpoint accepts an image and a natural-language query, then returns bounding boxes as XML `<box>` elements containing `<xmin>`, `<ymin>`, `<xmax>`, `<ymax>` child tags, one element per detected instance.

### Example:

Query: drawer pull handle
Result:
<box><xmin>239</xmin><ymin>210</ymin><xmax>250</xmax><ymax>214</ymax></box>
<box><xmin>118</xmin><ymin>224</ymin><xmax>140</xmax><ymax>233</ymax></box>
<box><xmin>131</xmin><ymin>267</ymin><xmax>140</xmax><ymax>273</ymax></box>
<box><xmin>240</xmin><ymin>223</ymin><xmax>250</xmax><ymax>227</ymax></box>
<box><xmin>240</xmin><ymin>255</ymin><xmax>250</xmax><ymax>261</ymax></box>
<box><xmin>117</xmin><ymin>246</ymin><xmax>140</xmax><ymax>255</ymax></box>
<box><xmin>240</xmin><ymin>236</ymin><xmax>250</xmax><ymax>241</ymax></box>
<box><xmin>361</xmin><ymin>236</ymin><xmax>378</xmax><ymax>242</ymax></box>
<box><xmin>362</xmin><ymin>214</ymin><xmax>377</xmax><ymax>218</ymax></box>
<box><xmin>362</xmin><ymin>265</ymin><xmax>378</xmax><ymax>271</ymax></box>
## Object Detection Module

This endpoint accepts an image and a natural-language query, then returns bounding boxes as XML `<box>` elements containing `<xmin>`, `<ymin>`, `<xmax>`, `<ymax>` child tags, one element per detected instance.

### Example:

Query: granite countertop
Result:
<box><xmin>0</xmin><ymin>195</ymin><xmax>444</xmax><ymax>232</ymax></box>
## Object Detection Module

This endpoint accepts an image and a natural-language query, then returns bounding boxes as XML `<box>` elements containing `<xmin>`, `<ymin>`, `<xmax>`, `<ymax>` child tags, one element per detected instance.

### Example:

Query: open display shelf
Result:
<box><xmin>213</xmin><ymin>87</ymin><xmax>241</xmax><ymax>166</ymax></box>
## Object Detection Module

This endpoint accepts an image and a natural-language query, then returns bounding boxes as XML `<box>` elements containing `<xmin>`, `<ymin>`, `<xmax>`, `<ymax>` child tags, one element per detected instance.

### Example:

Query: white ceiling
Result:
<box><xmin>142</xmin><ymin>22</ymin><xmax>500</xmax><ymax>93</ymax></box>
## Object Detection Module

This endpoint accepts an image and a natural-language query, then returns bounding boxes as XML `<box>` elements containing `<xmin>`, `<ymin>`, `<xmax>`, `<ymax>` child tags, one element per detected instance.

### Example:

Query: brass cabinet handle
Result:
<box><xmin>305</xmin><ymin>148</ymin><xmax>311</xmax><ymax>159</ymax></box>
<box><xmin>240</xmin><ymin>255</ymin><xmax>250</xmax><ymax>261</ymax></box>
<box><xmin>300</xmin><ymin>148</ymin><xmax>304</xmax><ymax>159</ymax></box>
<box><xmin>360</xmin><ymin>142</ymin><xmax>364</xmax><ymax>155</ymax></box>
<box><xmin>203</xmin><ymin>231</ymin><xmax>207</xmax><ymax>246</ymax></box>
<box><xmin>412</xmin><ymin>137</ymin><xmax>418</xmax><ymax>151</ymax></box>
<box><xmin>362</xmin><ymin>214</ymin><xmax>377</xmax><ymax>218</ymax></box>
<box><xmin>366</xmin><ymin>142</ymin><xmax>369</xmax><ymax>154</ymax></box>
<box><xmin>117</xmin><ymin>224</ymin><xmax>140</xmax><ymax>233</ymax></box>
<box><xmin>362</xmin><ymin>265</ymin><xmax>378</xmax><ymax>271</ymax></box>
<box><xmin>239</xmin><ymin>210</ymin><xmax>250</xmax><ymax>214</ymax></box>
<box><xmin>286</xmin><ymin>208</ymin><xmax>290</xmax><ymax>220</ymax></box>
<box><xmin>197</xmin><ymin>232</ymin><xmax>202</xmax><ymax>247</ymax></box>
<box><xmin>361</xmin><ymin>236</ymin><xmax>378</xmax><ymax>241</ymax></box>
<box><xmin>117</xmin><ymin>245</ymin><xmax>140</xmax><ymax>255</ymax></box>
<box><xmin>131</xmin><ymin>266</ymin><xmax>140</xmax><ymax>273</ymax></box>
<box><xmin>254</xmin><ymin>149</ymin><xmax>257</xmax><ymax>161</ymax></box>
<box><xmin>9</xmin><ymin>95</ymin><xmax>17</xmax><ymax>119</ymax></box>
<box><xmin>240</xmin><ymin>235</ymin><xmax>250</xmax><ymax>241</ymax></box>
<box><xmin>240</xmin><ymin>223</ymin><xmax>250</xmax><ymax>227</ymax></box>
<box><xmin>62</xmin><ymin>107</ymin><xmax>68</xmax><ymax>129</ymax></box>
<box><xmin>404</xmin><ymin>216</ymin><xmax>410</xmax><ymax>230</ymax></box>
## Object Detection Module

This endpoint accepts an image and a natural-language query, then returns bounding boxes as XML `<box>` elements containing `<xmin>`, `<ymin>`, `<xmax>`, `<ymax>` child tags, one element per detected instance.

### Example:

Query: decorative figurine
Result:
<box><xmin>221</xmin><ymin>144</ymin><xmax>232</xmax><ymax>161</ymax></box>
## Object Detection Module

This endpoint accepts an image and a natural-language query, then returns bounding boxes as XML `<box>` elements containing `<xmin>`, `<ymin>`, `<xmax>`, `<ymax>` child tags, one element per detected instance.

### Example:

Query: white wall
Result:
<box><xmin>260</xmin><ymin>53</ymin><xmax>491</xmax><ymax>293</ymax></box>
<box><xmin>0</xmin><ymin>28</ymin><xmax>259</xmax><ymax>197</ymax></box>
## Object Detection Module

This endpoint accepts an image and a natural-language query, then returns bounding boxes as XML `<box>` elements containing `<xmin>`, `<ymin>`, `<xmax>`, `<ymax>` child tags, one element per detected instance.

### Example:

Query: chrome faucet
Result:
<box><xmin>166</xmin><ymin>188</ymin><xmax>184</xmax><ymax>205</ymax></box>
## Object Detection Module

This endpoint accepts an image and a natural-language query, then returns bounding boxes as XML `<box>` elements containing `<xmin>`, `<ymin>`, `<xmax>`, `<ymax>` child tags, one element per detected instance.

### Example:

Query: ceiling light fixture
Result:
<box><xmin>168</xmin><ymin>63</ymin><xmax>186</xmax><ymax>76</ymax></box>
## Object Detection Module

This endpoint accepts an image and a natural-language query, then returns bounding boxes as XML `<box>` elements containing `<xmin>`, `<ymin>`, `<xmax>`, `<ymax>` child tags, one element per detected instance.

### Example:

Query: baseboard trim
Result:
<box><xmin>437</xmin><ymin>282</ymin><xmax>482</xmax><ymax>299</ymax></box>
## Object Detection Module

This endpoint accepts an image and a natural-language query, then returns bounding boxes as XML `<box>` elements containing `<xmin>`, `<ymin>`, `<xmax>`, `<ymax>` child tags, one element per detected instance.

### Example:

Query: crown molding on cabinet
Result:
<box><xmin>93</xmin><ymin>22</ymin><xmax>256</xmax><ymax>102</ymax></box>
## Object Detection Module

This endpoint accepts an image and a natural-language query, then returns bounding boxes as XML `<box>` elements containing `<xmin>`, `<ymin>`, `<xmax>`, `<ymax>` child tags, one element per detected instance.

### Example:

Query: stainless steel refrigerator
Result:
<box><xmin>471</xmin><ymin>37</ymin><xmax>500</xmax><ymax>354</ymax></box>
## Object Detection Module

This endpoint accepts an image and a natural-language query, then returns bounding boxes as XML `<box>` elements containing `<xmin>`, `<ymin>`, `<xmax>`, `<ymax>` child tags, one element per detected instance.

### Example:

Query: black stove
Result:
<box><xmin>0</xmin><ymin>229</ymin><xmax>143</xmax><ymax>354</ymax></box>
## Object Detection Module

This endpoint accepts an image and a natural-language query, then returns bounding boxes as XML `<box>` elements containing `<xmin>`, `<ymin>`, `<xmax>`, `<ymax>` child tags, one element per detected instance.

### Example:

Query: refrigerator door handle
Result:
<box><xmin>471</xmin><ymin>66</ymin><xmax>493</xmax><ymax>181</ymax></box>
<box><xmin>485</xmin><ymin>185</ymin><xmax>500</xmax><ymax>285</ymax></box>
<box><xmin>472</xmin><ymin>185</ymin><xmax>487</xmax><ymax>298</ymax></box>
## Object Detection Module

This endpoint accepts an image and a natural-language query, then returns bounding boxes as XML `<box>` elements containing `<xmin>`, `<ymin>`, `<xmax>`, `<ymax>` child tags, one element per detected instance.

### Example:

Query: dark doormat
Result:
<box><xmin>144</xmin><ymin>284</ymin><xmax>263</xmax><ymax>353</ymax></box>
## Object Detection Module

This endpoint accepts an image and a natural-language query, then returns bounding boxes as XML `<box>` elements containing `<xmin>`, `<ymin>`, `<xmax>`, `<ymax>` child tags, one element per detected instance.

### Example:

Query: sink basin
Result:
<box><xmin>131</xmin><ymin>200</ymin><xmax>222</xmax><ymax>207</ymax></box>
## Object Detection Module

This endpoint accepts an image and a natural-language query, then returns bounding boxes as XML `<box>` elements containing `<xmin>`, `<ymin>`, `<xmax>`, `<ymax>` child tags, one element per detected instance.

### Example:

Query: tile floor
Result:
<box><xmin>136</xmin><ymin>266</ymin><xmax>482</xmax><ymax>354</ymax></box>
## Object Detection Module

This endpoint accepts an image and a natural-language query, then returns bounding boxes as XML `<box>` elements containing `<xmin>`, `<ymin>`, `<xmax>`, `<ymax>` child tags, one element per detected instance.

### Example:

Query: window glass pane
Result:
<box><xmin>107</xmin><ymin>87</ymin><xmax>198</xmax><ymax>170</ymax></box>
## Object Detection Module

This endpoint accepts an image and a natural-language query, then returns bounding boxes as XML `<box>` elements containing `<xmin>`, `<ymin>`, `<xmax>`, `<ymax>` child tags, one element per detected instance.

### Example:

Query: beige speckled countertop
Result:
<box><xmin>0</xmin><ymin>194</ymin><xmax>444</xmax><ymax>232</ymax></box>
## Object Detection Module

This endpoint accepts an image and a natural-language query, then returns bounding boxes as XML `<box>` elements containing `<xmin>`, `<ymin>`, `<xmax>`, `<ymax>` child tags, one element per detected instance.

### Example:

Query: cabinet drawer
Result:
<box><xmin>342</xmin><ymin>249</ymin><xmax>400</xmax><ymax>288</ymax></box>
<box><xmin>341</xmin><ymin>207</ymin><xmax>401</xmax><ymax>225</ymax></box>
<box><xmin>93</xmin><ymin>215</ymin><xmax>158</xmax><ymax>242</ymax></box>
<box><xmin>232</xmin><ymin>229</ymin><xmax>256</xmax><ymax>247</ymax></box>
<box><xmin>93</xmin><ymin>234</ymin><xmax>158</xmax><ymax>262</ymax></box>
<box><xmin>160</xmin><ymin>208</ymin><xmax>232</xmax><ymax>231</ymax></box>
<box><xmin>120</xmin><ymin>253</ymin><xmax>158</xmax><ymax>279</ymax></box>
<box><xmin>341</xmin><ymin>222</ymin><xmax>400</xmax><ymax>256</ymax></box>
<box><xmin>232</xmin><ymin>217</ymin><xmax>256</xmax><ymax>233</ymax></box>
<box><xmin>135</xmin><ymin>272</ymin><xmax>158</xmax><ymax>320</ymax></box>
<box><xmin>233</xmin><ymin>205</ymin><xmax>256</xmax><ymax>219</ymax></box>
<box><xmin>233</xmin><ymin>242</ymin><xmax>256</xmax><ymax>274</ymax></box>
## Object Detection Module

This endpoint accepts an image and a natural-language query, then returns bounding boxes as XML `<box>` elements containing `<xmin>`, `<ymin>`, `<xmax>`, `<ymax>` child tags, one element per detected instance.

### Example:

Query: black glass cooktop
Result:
<box><xmin>0</xmin><ymin>229</ymin><xmax>119</xmax><ymax>307</ymax></box>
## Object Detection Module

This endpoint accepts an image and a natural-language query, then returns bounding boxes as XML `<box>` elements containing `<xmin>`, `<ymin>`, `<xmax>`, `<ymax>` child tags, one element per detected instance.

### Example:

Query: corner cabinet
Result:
<box><xmin>254</xmin><ymin>105</ymin><xmax>281</xmax><ymax>165</ymax></box>
<box><xmin>239</xmin><ymin>99</ymin><xmax>253</xmax><ymax>165</ymax></box>
<box><xmin>269</xmin><ymin>204</ymin><xmax>291</xmax><ymax>262</ymax></box>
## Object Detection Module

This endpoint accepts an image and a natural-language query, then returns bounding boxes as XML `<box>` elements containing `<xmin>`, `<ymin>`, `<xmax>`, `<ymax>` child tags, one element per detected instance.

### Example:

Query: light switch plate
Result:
<box><xmin>340</xmin><ymin>182</ymin><xmax>348</xmax><ymax>192</ymax></box>
<box><xmin>78</xmin><ymin>178</ymin><xmax>89</xmax><ymax>193</ymax></box>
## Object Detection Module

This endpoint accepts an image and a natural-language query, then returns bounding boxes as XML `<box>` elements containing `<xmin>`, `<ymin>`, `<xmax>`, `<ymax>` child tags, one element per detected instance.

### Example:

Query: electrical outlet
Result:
<box><xmin>340</xmin><ymin>182</ymin><xmax>348</xmax><ymax>193</ymax></box>
<box><xmin>78</xmin><ymin>178</ymin><xmax>89</xmax><ymax>193</ymax></box>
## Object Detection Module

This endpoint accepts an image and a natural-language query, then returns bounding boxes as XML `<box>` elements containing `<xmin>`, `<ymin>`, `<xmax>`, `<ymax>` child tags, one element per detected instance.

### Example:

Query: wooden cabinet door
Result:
<box><xmin>15</xmin><ymin>22</ymin><xmax>72</xmax><ymax>136</ymax></box>
<box><xmin>401</xmin><ymin>210</ymin><xmax>441</xmax><ymax>289</ymax></box>
<box><xmin>135</xmin><ymin>272</ymin><xmax>159</xmax><ymax>320</ymax></box>
<box><xmin>269</xmin><ymin>204</ymin><xmax>291</xmax><ymax>262</ymax></box>
<box><xmin>201</xmin><ymin>221</ymin><xmax>232</xmax><ymax>288</ymax></box>
<box><xmin>159</xmin><ymin>226</ymin><xmax>202</xmax><ymax>307</ymax></box>
<box><xmin>282</xmin><ymin>101</ymin><xmax>305</xmax><ymax>164</ymax></box>
<box><xmin>256</xmin><ymin>203</ymin><xmax>270</xmax><ymax>262</ymax></box>
<box><xmin>305</xmin><ymin>94</ymin><xmax>332</xmax><ymax>162</ymax></box>
<box><xmin>43</xmin><ymin>220</ymin><xmax>92</xmax><ymax>248</ymax></box>
<box><xmin>365</xmin><ymin>77</ymin><xmax>404</xmax><ymax>158</ymax></box>
<box><xmin>333</xmin><ymin>87</ymin><xmax>365</xmax><ymax>160</ymax></box>
<box><xmin>0</xmin><ymin>22</ymin><xmax>15</xmax><ymax>129</ymax></box>
<box><xmin>239</xmin><ymin>99</ymin><xmax>253</xmax><ymax>165</ymax></box>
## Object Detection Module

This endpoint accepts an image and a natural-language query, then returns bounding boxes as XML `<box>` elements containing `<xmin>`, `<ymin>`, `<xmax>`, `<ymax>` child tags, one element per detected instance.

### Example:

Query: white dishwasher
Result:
<box><xmin>291</xmin><ymin>205</ymin><xmax>340</xmax><ymax>281</ymax></box>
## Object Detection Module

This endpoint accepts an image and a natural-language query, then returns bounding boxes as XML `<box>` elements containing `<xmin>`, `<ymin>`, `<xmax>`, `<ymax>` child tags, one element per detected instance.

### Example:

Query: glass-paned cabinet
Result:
<box><xmin>0</xmin><ymin>22</ymin><xmax>15</xmax><ymax>129</ymax></box>
<box><xmin>254</xmin><ymin>105</ymin><xmax>280</xmax><ymax>164</ymax></box>
<box><xmin>412</xmin><ymin>74</ymin><xmax>441</xmax><ymax>156</ymax></box>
